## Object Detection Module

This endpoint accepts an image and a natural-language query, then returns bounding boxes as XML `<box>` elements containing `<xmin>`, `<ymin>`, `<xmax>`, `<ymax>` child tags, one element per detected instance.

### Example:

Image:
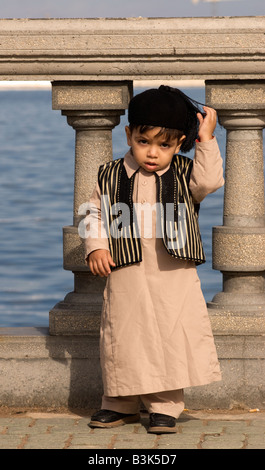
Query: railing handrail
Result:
<box><xmin>0</xmin><ymin>17</ymin><xmax>264</xmax><ymax>80</ymax></box>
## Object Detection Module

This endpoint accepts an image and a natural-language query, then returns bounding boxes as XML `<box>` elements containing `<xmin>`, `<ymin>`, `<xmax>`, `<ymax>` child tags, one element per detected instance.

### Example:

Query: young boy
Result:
<box><xmin>85</xmin><ymin>86</ymin><xmax>224</xmax><ymax>433</ymax></box>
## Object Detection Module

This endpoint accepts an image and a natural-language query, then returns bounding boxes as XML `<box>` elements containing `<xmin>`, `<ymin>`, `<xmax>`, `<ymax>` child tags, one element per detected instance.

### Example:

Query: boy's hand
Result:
<box><xmin>88</xmin><ymin>249</ymin><xmax>116</xmax><ymax>277</ymax></box>
<box><xmin>197</xmin><ymin>106</ymin><xmax>217</xmax><ymax>142</ymax></box>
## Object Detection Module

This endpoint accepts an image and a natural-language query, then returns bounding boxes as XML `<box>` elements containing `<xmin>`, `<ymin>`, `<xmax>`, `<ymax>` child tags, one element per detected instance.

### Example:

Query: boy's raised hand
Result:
<box><xmin>88</xmin><ymin>249</ymin><xmax>116</xmax><ymax>277</ymax></box>
<box><xmin>197</xmin><ymin>106</ymin><xmax>217</xmax><ymax>142</ymax></box>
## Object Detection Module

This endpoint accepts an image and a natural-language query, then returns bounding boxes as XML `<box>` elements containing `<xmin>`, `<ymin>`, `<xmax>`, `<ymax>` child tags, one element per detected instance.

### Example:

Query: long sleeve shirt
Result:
<box><xmin>84</xmin><ymin>137</ymin><xmax>224</xmax><ymax>262</ymax></box>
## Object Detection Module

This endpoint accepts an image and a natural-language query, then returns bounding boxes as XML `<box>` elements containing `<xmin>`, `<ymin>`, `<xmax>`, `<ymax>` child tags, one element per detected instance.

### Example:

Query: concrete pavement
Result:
<box><xmin>0</xmin><ymin>408</ymin><xmax>264</xmax><ymax>450</ymax></box>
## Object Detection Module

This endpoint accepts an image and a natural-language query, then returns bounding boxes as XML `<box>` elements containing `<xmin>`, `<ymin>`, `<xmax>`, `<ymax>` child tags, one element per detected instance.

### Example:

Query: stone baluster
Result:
<box><xmin>49</xmin><ymin>81</ymin><xmax>132</xmax><ymax>335</ymax></box>
<box><xmin>205</xmin><ymin>80</ymin><xmax>265</xmax><ymax>333</ymax></box>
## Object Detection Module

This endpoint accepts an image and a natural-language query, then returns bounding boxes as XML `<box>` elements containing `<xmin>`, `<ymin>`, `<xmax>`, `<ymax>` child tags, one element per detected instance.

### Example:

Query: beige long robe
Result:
<box><xmin>85</xmin><ymin>137</ymin><xmax>224</xmax><ymax>397</ymax></box>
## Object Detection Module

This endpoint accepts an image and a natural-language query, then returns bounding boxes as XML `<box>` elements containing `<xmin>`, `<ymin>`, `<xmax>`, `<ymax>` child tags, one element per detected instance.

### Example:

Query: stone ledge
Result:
<box><xmin>0</xmin><ymin>17</ymin><xmax>264</xmax><ymax>80</ymax></box>
<box><xmin>0</xmin><ymin>327</ymin><xmax>99</xmax><ymax>358</ymax></box>
<box><xmin>0</xmin><ymin>327</ymin><xmax>103</xmax><ymax>409</ymax></box>
<box><xmin>1</xmin><ymin>326</ymin><xmax>264</xmax><ymax>360</ymax></box>
<box><xmin>0</xmin><ymin>327</ymin><xmax>264</xmax><ymax>409</ymax></box>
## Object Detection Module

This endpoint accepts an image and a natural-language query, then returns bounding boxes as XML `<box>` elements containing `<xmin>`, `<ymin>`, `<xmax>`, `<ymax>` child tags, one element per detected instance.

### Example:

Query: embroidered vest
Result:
<box><xmin>98</xmin><ymin>156</ymin><xmax>205</xmax><ymax>268</ymax></box>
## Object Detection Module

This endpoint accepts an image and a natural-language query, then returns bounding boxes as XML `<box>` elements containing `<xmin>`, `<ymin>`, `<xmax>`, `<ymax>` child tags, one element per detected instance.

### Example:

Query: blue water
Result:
<box><xmin>0</xmin><ymin>87</ymin><xmax>226</xmax><ymax>327</ymax></box>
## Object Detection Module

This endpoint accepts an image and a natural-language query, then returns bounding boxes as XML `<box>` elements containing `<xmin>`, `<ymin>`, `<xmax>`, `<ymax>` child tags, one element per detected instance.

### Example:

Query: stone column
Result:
<box><xmin>205</xmin><ymin>80</ymin><xmax>265</xmax><ymax>333</ymax></box>
<box><xmin>49</xmin><ymin>81</ymin><xmax>133</xmax><ymax>335</ymax></box>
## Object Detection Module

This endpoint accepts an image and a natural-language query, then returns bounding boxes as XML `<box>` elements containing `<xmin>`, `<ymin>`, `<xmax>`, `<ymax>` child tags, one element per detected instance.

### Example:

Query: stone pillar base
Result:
<box><xmin>208</xmin><ymin>226</ymin><xmax>265</xmax><ymax>314</ymax></box>
<box><xmin>49</xmin><ymin>271</ymin><xmax>105</xmax><ymax>335</ymax></box>
<box><xmin>49</xmin><ymin>303</ymin><xmax>101</xmax><ymax>336</ymax></box>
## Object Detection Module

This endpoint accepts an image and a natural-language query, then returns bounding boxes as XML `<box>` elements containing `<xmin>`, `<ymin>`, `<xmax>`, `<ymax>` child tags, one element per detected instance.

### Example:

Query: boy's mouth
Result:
<box><xmin>144</xmin><ymin>161</ymin><xmax>158</xmax><ymax>170</ymax></box>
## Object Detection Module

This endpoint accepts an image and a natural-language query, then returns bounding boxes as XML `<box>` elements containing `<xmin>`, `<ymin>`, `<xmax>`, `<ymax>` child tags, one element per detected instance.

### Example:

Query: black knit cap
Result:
<box><xmin>128</xmin><ymin>85</ymin><xmax>202</xmax><ymax>152</ymax></box>
<box><xmin>129</xmin><ymin>85</ymin><xmax>191</xmax><ymax>130</ymax></box>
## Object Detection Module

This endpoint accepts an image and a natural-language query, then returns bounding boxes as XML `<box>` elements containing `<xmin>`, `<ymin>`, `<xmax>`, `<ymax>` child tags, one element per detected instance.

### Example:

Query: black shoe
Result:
<box><xmin>89</xmin><ymin>409</ymin><xmax>140</xmax><ymax>428</ymax></box>
<box><xmin>148</xmin><ymin>413</ymin><xmax>177</xmax><ymax>434</ymax></box>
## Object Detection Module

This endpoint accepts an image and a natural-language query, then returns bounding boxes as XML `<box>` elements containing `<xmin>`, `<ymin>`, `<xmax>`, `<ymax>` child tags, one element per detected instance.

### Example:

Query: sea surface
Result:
<box><xmin>0</xmin><ymin>86</ymin><xmax>227</xmax><ymax>327</ymax></box>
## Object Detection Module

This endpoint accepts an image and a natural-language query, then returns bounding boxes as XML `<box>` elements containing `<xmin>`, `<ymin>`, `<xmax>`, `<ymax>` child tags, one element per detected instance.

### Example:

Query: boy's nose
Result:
<box><xmin>147</xmin><ymin>146</ymin><xmax>157</xmax><ymax>158</ymax></box>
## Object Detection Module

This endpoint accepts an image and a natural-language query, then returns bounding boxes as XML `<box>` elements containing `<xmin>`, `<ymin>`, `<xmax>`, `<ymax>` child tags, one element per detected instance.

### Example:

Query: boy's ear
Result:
<box><xmin>125</xmin><ymin>126</ymin><xmax>132</xmax><ymax>146</ymax></box>
<box><xmin>175</xmin><ymin>134</ymin><xmax>186</xmax><ymax>153</ymax></box>
<box><xmin>179</xmin><ymin>134</ymin><xmax>186</xmax><ymax>145</ymax></box>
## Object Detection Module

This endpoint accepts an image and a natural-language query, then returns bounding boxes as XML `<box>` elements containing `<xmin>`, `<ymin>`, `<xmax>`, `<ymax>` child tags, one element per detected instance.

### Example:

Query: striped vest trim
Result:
<box><xmin>98</xmin><ymin>156</ymin><xmax>206</xmax><ymax>269</ymax></box>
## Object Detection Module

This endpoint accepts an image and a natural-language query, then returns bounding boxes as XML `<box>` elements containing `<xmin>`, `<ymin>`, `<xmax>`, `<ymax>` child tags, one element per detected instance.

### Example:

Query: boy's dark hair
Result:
<box><xmin>128</xmin><ymin>85</ymin><xmax>204</xmax><ymax>153</ymax></box>
<box><xmin>128</xmin><ymin>124</ymin><xmax>184</xmax><ymax>144</ymax></box>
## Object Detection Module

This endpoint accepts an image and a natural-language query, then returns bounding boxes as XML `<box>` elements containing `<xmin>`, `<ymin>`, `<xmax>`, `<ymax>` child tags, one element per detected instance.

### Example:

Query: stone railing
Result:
<box><xmin>0</xmin><ymin>17</ymin><xmax>264</xmax><ymax>80</ymax></box>
<box><xmin>1</xmin><ymin>17</ymin><xmax>265</xmax><ymax>409</ymax></box>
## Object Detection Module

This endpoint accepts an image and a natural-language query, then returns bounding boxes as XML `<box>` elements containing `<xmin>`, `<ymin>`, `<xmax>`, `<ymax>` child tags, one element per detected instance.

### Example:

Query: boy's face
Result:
<box><xmin>125</xmin><ymin>126</ymin><xmax>186</xmax><ymax>173</ymax></box>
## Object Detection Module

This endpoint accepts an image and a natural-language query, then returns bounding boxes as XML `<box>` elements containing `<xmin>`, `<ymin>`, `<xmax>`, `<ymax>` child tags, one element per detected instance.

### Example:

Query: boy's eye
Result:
<box><xmin>161</xmin><ymin>142</ymin><xmax>169</xmax><ymax>148</ymax></box>
<box><xmin>138</xmin><ymin>139</ymin><xmax>148</xmax><ymax>144</ymax></box>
